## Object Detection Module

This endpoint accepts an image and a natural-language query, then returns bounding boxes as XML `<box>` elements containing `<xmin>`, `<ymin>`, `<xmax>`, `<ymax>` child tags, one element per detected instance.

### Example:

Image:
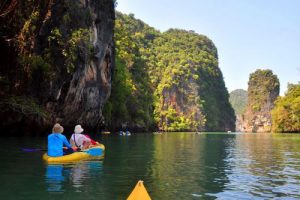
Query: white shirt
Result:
<box><xmin>70</xmin><ymin>133</ymin><xmax>91</xmax><ymax>148</ymax></box>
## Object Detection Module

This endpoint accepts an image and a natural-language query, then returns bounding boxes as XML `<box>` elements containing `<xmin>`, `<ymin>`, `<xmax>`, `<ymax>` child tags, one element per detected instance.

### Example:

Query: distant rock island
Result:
<box><xmin>241</xmin><ymin>69</ymin><xmax>279</xmax><ymax>132</ymax></box>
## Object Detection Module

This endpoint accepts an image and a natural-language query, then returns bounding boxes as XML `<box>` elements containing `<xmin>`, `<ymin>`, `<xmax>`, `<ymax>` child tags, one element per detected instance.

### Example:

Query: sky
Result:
<box><xmin>116</xmin><ymin>0</ymin><xmax>300</xmax><ymax>95</ymax></box>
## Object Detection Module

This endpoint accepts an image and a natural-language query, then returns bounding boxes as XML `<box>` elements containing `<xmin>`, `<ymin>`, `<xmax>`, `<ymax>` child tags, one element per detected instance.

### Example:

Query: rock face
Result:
<box><xmin>242</xmin><ymin>69</ymin><xmax>279</xmax><ymax>132</ymax></box>
<box><xmin>235</xmin><ymin>115</ymin><xmax>244</xmax><ymax>132</ymax></box>
<box><xmin>47</xmin><ymin>0</ymin><xmax>115</xmax><ymax>127</ymax></box>
<box><xmin>152</xmin><ymin>30</ymin><xmax>236</xmax><ymax>132</ymax></box>
<box><xmin>158</xmin><ymin>78</ymin><xmax>206</xmax><ymax>132</ymax></box>
<box><xmin>0</xmin><ymin>0</ymin><xmax>115</xmax><ymax>133</ymax></box>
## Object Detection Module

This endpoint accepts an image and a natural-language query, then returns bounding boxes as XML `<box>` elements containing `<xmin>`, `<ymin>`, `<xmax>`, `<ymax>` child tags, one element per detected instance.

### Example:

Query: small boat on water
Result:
<box><xmin>127</xmin><ymin>180</ymin><xmax>151</xmax><ymax>200</ymax></box>
<box><xmin>43</xmin><ymin>143</ymin><xmax>105</xmax><ymax>163</ymax></box>
<box><xmin>119</xmin><ymin>131</ymin><xmax>131</xmax><ymax>136</ymax></box>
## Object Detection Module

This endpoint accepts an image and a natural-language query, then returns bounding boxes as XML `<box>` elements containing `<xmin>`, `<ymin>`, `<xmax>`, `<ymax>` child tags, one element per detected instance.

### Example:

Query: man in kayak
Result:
<box><xmin>70</xmin><ymin>124</ymin><xmax>98</xmax><ymax>150</ymax></box>
<box><xmin>47</xmin><ymin>123</ymin><xmax>77</xmax><ymax>157</ymax></box>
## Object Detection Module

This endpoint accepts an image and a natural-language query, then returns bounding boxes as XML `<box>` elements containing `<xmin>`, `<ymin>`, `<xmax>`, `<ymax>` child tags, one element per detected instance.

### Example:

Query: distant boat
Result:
<box><xmin>127</xmin><ymin>180</ymin><xmax>151</xmax><ymax>200</ymax></box>
<box><xmin>119</xmin><ymin>131</ymin><xmax>125</xmax><ymax>136</ymax></box>
<box><xmin>119</xmin><ymin>131</ymin><xmax>131</xmax><ymax>136</ymax></box>
<box><xmin>153</xmin><ymin>132</ymin><xmax>163</xmax><ymax>135</ymax></box>
<box><xmin>227</xmin><ymin>131</ymin><xmax>232</xmax><ymax>133</ymax></box>
<box><xmin>101</xmin><ymin>131</ymin><xmax>111</xmax><ymax>135</ymax></box>
<box><xmin>125</xmin><ymin>131</ymin><xmax>131</xmax><ymax>136</ymax></box>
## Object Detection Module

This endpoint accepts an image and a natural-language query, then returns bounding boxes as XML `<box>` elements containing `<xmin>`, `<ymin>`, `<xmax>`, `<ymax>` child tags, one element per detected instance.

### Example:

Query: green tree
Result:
<box><xmin>272</xmin><ymin>83</ymin><xmax>300</xmax><ymax>132</ymax></box>
<box><xmin>103</xmin><ymin>12</ymin><xmax>156</xmax><ymax>131</ymax></box>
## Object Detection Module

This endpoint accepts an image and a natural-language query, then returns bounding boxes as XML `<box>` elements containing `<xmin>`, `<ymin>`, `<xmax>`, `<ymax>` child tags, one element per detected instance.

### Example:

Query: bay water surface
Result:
<box><xmin>1</xmin><ymin>132</ymin><xmax>300</xmax><ymax>199</ymax></box>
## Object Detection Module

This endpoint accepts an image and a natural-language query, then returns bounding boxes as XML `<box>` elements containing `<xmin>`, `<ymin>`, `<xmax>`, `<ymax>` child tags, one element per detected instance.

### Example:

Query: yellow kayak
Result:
<box><xmin>127</xmin><ymin>180</ymin><xmax>152</xmax><ymax>200</ymax></box>
<box><xmin>43</xmin><ymin>143</ymin><xmax>105</xmax><ymax>163</ymax></box>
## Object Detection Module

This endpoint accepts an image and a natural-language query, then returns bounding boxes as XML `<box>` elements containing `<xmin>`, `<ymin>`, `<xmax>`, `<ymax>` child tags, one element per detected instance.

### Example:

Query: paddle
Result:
<box><xmin>22</xmin><ymin>147</ymin><xmax>81</xmax><ymax>152</ymax></box>
<box><xmin>22</xmin><ymin>148</ymin><xmax>47</xmax><ymax>152</ymax></box>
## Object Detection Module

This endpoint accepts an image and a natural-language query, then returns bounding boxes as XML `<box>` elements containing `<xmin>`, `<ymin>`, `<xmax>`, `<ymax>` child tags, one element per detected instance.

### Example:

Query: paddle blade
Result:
<box><xmin>84</xmin><ymin>148</ymin><xmax>103</xmax><ymax>156</ymax></box>
<box><xmin>127</xmin><ymin>180</ymin><xmax>152</xmax><ymax>200</ymax></box>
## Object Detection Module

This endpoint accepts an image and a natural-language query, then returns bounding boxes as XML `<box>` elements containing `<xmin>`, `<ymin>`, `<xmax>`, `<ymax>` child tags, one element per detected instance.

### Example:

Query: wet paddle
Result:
<box><xmin>22</xmin><ymin>148</ymin><xmax>46</xmax><ymax>152</ymax></box>
<box><xmin>22</xmin><ymin>147</ymin><xmax>81</xmax><ymax>152</ymax></box>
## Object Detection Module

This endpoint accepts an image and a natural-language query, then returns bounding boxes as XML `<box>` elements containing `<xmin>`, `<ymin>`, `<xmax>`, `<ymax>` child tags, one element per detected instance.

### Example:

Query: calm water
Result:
<box><xmin>1</xmin><ymin>132</ymin><xmax>300</xmax><ymax>200</ymax></box>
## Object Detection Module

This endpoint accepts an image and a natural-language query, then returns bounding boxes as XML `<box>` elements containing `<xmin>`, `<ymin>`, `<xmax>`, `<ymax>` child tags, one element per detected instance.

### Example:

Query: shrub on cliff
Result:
<box><xmin>271</xmin><ymin>83</ymin><xmax>300</xmax><ymax>133</ymax></box>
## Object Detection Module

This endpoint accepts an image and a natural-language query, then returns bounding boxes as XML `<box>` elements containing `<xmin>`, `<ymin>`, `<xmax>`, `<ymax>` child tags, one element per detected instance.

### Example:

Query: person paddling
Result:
<box><xmin>70</xmin><ymin>125</ymin><xmax>98</xmax><ymax>150</ymax></box>
<box><xmin>47</xmin><ymin>123</ymin><xmax>77</xmax><ymax>157</ymax></box>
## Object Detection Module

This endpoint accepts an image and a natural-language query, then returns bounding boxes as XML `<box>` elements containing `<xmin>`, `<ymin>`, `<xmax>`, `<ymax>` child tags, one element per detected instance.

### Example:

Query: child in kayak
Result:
<box><xmin>70</xmin><ymin>125</ymin><xmax>98</xmax><ymax>150</ymax></box>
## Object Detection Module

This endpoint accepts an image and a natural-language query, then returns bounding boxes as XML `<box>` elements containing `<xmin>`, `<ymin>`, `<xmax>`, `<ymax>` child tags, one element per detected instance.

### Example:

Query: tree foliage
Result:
<box><xmin>229</xmin><ymin>89</ymin><xmax>248</xmax><ymax>115</ymax></box>
<box><xmin>108</xmin><ymin>12</ymin><xmax>235</xmax><ymax>131</ymax></box>
<box><xmin>271</xmin><ymin>83</ymin><xmax>300</xmax><ymax>132</ymax></box>
<box><xmin>103</xmin><ymin>12</ymin><xmax>156</xmax><ymax>131</ymax></box>
<box><xmin>247</xmin><ymin>69</ymin><xmax>280</xmax><ymax>112</ymax></box>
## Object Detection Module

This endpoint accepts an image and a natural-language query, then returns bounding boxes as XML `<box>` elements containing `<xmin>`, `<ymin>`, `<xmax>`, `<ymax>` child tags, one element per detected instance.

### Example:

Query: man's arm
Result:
<box><xmin>62</xmin><ymin>135</ymin><xmax>72</xmax><ymax>148</ymax></box>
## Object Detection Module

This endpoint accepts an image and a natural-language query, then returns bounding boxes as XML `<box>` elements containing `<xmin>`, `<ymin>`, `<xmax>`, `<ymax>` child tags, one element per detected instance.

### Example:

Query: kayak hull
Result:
<box><xmin>43</xmin><ymin>144</ymin><xmax>105</xmax><ymax>163</ymax></box>
<box><xmin>127</xmin><ymin>180</ymin><xmax>152</xmax><ymax>200</ymax></box>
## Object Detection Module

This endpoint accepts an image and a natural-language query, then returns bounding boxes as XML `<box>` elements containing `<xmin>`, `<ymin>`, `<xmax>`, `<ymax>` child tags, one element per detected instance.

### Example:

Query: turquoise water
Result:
<box><xmin>1</xmin><ymin>132</ymin><xmax>300</xmax><ymax>199</ymax></box>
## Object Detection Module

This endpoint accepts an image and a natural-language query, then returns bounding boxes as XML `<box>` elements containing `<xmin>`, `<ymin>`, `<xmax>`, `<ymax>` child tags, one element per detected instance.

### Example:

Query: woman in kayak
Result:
<box><xmin>70</xmin><ymin>125</ymin><xmax>98</xmax><ymax>150</ymax></box>
<box><xmin>47</xmin><ymin>123</ymin><xmax>77</xmax><ymax>156</ymax></box>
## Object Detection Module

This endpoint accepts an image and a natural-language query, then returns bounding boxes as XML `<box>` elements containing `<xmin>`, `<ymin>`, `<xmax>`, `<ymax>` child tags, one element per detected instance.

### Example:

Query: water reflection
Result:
<box><xmin>99</xmin><ymin>134</ymin><xmax>155</xmax><ymax>199</ymax></box>
<box><xmin>217</xmin><ymin>133</ymin><xmax>300</xmax><ymax>199</ymax></box>
<box><xmin>149</xmin><ymin>132</ymin><xmax>237</xmax><ymax>199</ymax></box>
<box><xmin>45</xmin><ymin>161</ymin><xmax>103</xmax><ymax>193</ymax></box>
<box><xmin>45</xmin><ymin>164</ymin><xmax>65</xmax><ymax>192</ymax></box>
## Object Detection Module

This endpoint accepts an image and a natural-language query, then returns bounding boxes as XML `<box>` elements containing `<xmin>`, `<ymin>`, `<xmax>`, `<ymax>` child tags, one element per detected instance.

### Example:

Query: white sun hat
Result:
<box><xmin>74</xmin><ymin>125</ymin><xmax>84</xmax><ymax>134</ymax></box>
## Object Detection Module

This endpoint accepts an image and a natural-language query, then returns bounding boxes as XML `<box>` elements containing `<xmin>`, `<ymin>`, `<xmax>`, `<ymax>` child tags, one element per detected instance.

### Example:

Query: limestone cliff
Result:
<box><xmin>154</xmin><ymin>30</ymin><xmax>236</xmax><ymax>132</ymax></box>
<box><xmin>242</xmin><ymin>69</ymin><xmax>279</xmax><ymax>132</ymax></box>
<box><xmin>112</xmin><ymin>14</ymin><xmax>236</xmax><ymax>132</ymax></box>
<box><xmin>157</xmin><ymin>75</ymin><xmax>206</xmax><ymax>131</ymax></box>
<box><xmin>0</xmin><ymin>0</ymin><xmax>115</xmax><ymax>134</ymax></box>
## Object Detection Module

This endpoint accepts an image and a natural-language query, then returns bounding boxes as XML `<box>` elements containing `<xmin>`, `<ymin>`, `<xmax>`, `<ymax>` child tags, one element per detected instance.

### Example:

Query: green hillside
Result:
<box><xmin>103</xmin><ymin>12</ymin><xmax>235</xmax><ymax>131</ymax></box>
<box><xmin>229</xmin><ymin>89</ymin><xmax>248</xmax><ymax>115</ymax></box>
